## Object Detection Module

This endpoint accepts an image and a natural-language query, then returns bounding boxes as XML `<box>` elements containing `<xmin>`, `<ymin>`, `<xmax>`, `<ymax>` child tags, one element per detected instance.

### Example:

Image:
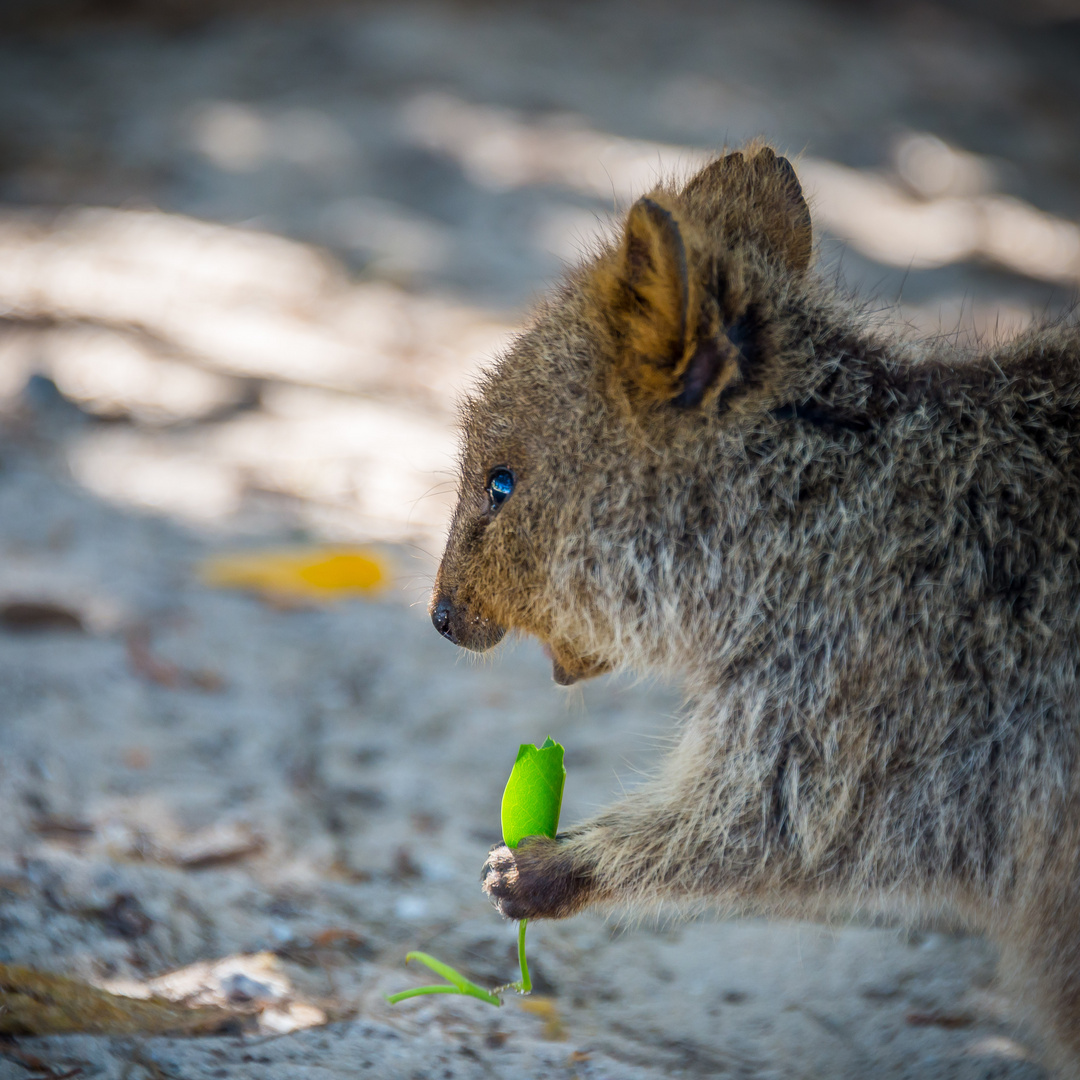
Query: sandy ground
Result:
<box><xmin>1</xmin><ymin>1</ymin><xmax>1079</xmax><ymax>1076</ymax></box>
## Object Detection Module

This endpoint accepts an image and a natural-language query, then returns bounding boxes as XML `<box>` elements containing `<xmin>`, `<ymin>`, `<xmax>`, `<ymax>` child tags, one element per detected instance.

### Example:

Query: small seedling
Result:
<box><xmin>383</xmin><ymin>952</ymin><xmax>501</xmax><ymax>1006</ymax></box>
<box><xmin>386</xmin><ymin>738</ymin><xmax>566</xmax><ymax>1007</ymax></box>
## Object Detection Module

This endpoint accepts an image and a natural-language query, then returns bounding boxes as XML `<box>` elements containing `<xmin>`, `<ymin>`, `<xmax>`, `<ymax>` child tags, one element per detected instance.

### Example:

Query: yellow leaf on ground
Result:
<box><xmin>199</xmin><ymin>548</ymin><xmax>388</xmax><ymax>600</ymax></box>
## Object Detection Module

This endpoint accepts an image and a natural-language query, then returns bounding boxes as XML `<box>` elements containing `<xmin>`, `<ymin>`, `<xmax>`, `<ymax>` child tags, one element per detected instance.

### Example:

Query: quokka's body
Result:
<box><xmin>430</xmin><ymin>144</ymin><xmax>1080</xmax><ymax>1071</ymax></box>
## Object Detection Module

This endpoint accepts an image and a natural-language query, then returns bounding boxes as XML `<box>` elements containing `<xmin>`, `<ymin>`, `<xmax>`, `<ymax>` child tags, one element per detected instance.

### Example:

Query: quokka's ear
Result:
<box><xmin>597</xmin><ymin>195</ymin><xmax>734</xmax><ymax>408</ymax></box>
<box><xmin>618</xmin><ymin>198</ymin><xmax>690</xmax><ymax>393</ymax></box>
<box><xmin>683</xmin><ymin>146</ymin><xmax>812</xmax><ymax>275</ymax></box>
<box><xmin>596</xmin><ymin>147</ymin><xmax>811</xmax><ymax>409</ymax></box>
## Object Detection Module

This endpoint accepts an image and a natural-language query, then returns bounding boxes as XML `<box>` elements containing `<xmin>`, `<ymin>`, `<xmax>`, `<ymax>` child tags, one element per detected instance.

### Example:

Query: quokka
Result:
<box><xmin>431</xmin><ymin>143</ymin><xmax>1080</xmax><ymax>1072</ymax></box>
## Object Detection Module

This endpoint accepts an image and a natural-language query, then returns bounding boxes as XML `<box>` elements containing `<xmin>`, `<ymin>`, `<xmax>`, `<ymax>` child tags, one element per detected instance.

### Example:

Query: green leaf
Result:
<box><xmin>501</xmin><ymin>738</ymin><xmax>565</xmax><ymax>849</ymax></box>
<box><xmin>389</xmin><ymin>738</ymin><xmax>568</xmax><ymax>1009</ymax></box>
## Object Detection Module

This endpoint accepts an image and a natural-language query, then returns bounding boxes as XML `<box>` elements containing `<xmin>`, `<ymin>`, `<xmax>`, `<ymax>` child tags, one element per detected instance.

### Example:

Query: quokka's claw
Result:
<box><xmin>481</xmin><ymin>842</ymin><xmax>529</xmax><ymax>918</ymax></box>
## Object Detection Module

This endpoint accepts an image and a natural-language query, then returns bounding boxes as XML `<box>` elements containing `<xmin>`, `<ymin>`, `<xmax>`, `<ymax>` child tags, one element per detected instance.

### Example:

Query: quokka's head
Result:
<box><xmin>432</xmin><ymin>145</ymin><xmax>816</xmax><ymax>684</ymax></box>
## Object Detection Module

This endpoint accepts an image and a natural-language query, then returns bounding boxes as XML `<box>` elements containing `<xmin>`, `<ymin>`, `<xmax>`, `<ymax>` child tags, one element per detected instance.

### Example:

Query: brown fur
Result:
<box><xmin>432</xmin><ymin>144</ymin><xmax>1080</xmax><ymax>1073</ymax></box>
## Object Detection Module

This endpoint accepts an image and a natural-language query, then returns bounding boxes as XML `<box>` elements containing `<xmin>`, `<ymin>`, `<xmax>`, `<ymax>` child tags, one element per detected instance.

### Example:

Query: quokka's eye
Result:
<box><xmin>486</xmin><ymin>467</ymin><xmax>515</xmax><ymax>511</ymax></box>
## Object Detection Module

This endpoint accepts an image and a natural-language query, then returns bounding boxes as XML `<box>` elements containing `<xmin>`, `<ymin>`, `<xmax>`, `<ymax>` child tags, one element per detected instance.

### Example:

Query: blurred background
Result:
<box><xmin>0</xmin><ymin>2</ymin><xmax>1078</xmax><ymax>1078</ymax></box>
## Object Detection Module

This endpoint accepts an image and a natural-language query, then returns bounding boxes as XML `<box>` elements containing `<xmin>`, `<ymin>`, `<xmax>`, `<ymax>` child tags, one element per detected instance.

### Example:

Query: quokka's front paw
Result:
<box><xmin>481</xmin><ymin>837</ymin><xmax>594</xmax><ymax>920</ymax></box>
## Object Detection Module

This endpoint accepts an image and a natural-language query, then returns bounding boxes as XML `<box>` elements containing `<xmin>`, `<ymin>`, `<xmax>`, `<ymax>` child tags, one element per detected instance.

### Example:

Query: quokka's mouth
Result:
<box><xmin>542</xmin><ymin>642</ymin><xmax>613</xmax><ymax>686</ymax></box>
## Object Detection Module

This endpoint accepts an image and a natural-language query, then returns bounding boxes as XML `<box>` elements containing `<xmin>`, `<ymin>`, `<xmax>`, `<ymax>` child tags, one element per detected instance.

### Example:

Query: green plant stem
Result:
<box><xmin>385</xmin><ymin>951</ymin><xmax>502</xmax><ymax>1006</ymax></box>
<box><xmin>515</xmin><ymin>919</ymin><xmax>531</xmax><ymax>993</ymax></box>
<box><xmin>386</xmin><ymin>983</ymin><xmax>501</xmax><ymax>1006</ymax></box>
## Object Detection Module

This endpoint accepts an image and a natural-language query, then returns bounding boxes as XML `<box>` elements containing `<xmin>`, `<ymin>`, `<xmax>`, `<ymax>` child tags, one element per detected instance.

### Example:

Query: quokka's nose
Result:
<box><xmin>431</xmin><ymin>596</ymin><xmax>458</xmax><ymax>644</ymax></box>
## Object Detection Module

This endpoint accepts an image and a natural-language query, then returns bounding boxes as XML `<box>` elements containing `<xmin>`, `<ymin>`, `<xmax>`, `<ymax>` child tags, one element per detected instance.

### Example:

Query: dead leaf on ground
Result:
<box><xmin>0</xmin><ymin>601</ymin><xmax>84</xmax><ymax>633</ymax></box>
<box><xmin>100</xmin><ymin>952</ymin><xmax>329</xmax><ymax>1036</ymax></box>
<box><xmin>275</xmin><ymin>928</ymin><xmax>376</xmax><ymax>966</ymax></box>
<box><xmin>30</xmin><ymin>815</ymin><xmax>95</xmax><ymax>841</ymax></box>
<box><xmin>517</xmin><ymin>996</ymin><xmax>566</xmax><ymax>1040</ymax></box>
<box><xmin>166</xmin><ymin>822</ymin><xmax>265</xmax><ymax>868</ymax></box>
<box><xmin>0</xmin><ymin>962</ymin><xmax>239</xmax><ymax>1036</ymax></box>
<box><xmin>309</xmin><ymin>928</ymin><xmax>372</xmax><ymax>952</ymax></box>
<box><xmin>199</xmin><ymin>547</ymin><xmax>389</xmax><ymax>603</ymax></box>
<box><xmin>905</xmin><ymin>1009</ymin><xmax>975</xmax><ymax>1029</ymax></box>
